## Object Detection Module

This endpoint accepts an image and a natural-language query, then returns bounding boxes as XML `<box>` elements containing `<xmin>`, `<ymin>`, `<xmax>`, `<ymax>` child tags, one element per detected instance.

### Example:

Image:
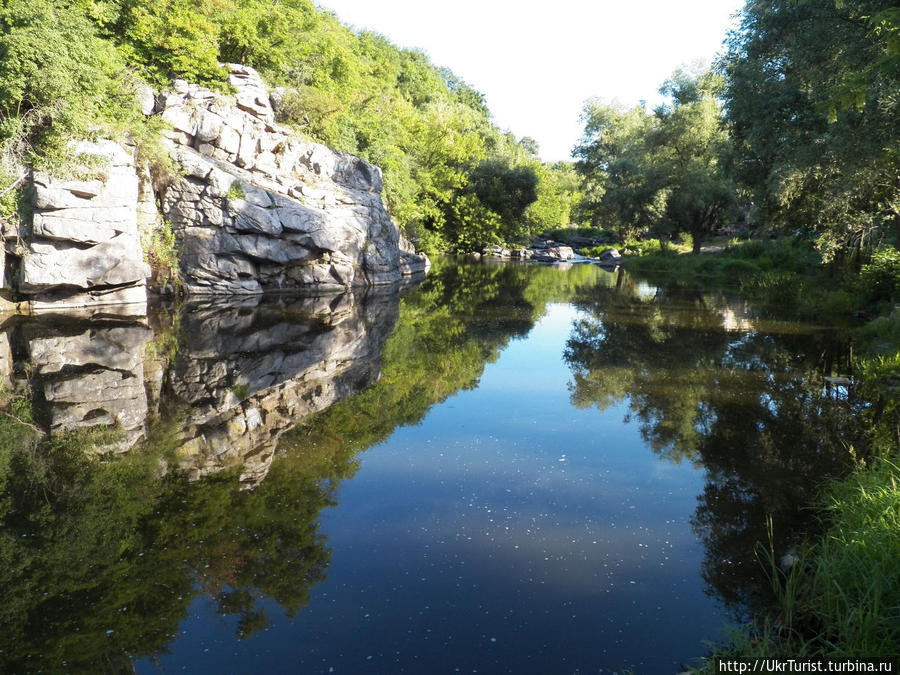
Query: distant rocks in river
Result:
<box><xmin>480</xmin><ymin>239</ymin><xmax>621</xmax><ymax>265</ymax></box>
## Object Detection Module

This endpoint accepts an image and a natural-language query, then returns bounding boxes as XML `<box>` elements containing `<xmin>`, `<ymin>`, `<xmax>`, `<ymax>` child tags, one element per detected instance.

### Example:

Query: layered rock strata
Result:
<box><xmin>158</xmin><ymin>64</ymin><xmax>429</xmax><ymax>295</ymax></box>
<box><xmin>8</xmin><ymin>65</ymin><xmax>427</xmax><ymax>309</ymax></box>
<box><xmin>3</xmin><ymin>287</ymin><xmax>401</xmax><ymax>488</ymax></box>
<box><xmin>21</xmin><ymin>141</ymin><xmax>151</xmax><ymax>309</ymax></box>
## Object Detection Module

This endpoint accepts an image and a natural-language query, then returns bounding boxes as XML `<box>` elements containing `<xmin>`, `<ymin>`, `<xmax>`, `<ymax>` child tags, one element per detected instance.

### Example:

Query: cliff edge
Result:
<box><xmin>7</xmin><ymin>64</ymin><xmax>429</xmax><ymax>309</ymax></box>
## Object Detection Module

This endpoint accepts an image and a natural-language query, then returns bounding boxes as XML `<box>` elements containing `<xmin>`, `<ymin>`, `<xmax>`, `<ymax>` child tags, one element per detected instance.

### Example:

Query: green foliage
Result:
<box><xmin>226</xmin><ymin>181</ymin><xmax>246</xmax><ymax>201</ymax></box>
<box><xmin>467</xmin><ymin>160</ymin><xmax>538</xmax><ymax>231</ymax></box>
<box><xmin>812</xmin><ymin>458</ymin><xmax>900</xmax><ymax>655</ymax></box>
<box><xmin>861</xmin><ymin>246</ymin><xmax>900</xmax><ymax>302</ymax></box>
<box><xmin>543</xmin><ymin>226</ymin><xmax>617</xmax><ymax>244</ymax></box>
<box><xmin>143</xmin><ymin>220</ymin><xmax>181</xmax><ymax>287</ymax></box>
<box><xmin>0</xmin><ymin>0</ymin><xmax>574</xmax><ymax>252</ymax></box>
<box><xmin>579</xmin><ymin>244</ymin><xmax>617</xmax><ymax>257</ymax></box>
<box><xmin>697</xmin><ymin>457</ymin><xmax>900</xmax><ymax>666</ymax></box>
<box><xmin>113</xmin><ymin>0</ymin><xmax>226</xmax><ymax>86</ymax></box>
<box><xmin>0</xmin><ymin>0</ymin><xmax>127</xmax><ymax>166</ymax></box>
<box><xmin>722</xmin><ymin>0</ymin><xmax>900</xmax><ymax>262</ymax></box>
<box><xmin>574</xmin><ymin>67</ymin><xmax>735</xmax><ymax>252</ymax></box>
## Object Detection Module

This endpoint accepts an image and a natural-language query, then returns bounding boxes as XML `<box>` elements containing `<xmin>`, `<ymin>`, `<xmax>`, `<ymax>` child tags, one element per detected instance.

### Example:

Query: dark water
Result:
<box><xmin>0</xmin><ymin>259</ymin><xmax>867</xmax><ymax>673</ymax></box>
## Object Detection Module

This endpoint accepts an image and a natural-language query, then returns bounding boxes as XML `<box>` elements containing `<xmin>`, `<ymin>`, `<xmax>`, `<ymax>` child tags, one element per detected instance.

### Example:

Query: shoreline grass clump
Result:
<box><xmin>809</xmin><ymin>458</ymin><xmax>900</xmax><ymax>656</ymax></box>
<box><xmin>693</xmin><ymin>456</ymin><xmax>900</xmax><ymax>670</ymax></box>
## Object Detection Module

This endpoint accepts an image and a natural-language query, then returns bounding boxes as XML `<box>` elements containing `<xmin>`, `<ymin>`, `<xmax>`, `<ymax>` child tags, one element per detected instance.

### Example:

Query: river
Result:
<box><xmin>0</xmin><ymin>258</ymin><xmax>865</xmax><ymax>673</ymax></box>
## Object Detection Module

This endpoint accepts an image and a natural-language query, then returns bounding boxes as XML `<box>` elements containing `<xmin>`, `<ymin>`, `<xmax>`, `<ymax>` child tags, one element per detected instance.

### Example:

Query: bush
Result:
<box><xmin>861</xmin><ymin>247</ymin><xmax>900</xmax><ymax>303</ymax></box>
<box><xmin>143</xmin><ymin>220</ymin><xmax>181</xmax><ymax>287</ymax></box>
<box><xmin>578</xmin><ymin>244</ymin><xmax>617</xmax><ymax>257</ymax></box>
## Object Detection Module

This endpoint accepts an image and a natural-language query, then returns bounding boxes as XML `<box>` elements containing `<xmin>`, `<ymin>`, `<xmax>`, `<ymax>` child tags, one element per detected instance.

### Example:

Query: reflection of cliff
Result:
<box><xmin>1</xmin><ymin>287</ymin><xmax>401</xmax><ymax>490</ymax></box>
<box><xmin>0</xmin><ymin>309</ymin><xmax>154</xmax><ymax>453</ymax></box>
<box><xmin>164</xmin><ymin>291</ymin><xmax>400</xmax><ymax>487</ymax></box>
<box><xmin>0</xmin><ymin>290</ymin><xmax>402</xmax><ymax>673</ymax></box>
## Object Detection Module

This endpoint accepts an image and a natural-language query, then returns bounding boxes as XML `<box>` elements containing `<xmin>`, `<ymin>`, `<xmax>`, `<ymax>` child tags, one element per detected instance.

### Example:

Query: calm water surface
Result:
<box><xmin>0</xmin><ymin>260</ymin><xmax>862</xmax><ymax>674</ymax></box>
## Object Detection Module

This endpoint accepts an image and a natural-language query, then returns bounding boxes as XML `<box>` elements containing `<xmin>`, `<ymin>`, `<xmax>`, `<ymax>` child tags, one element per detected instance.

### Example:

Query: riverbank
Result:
<box><xmin>617</xmin><ymin>238</ymin><xmax>900</xmax><ymax>665</ymax></box>
<box><xmin>691</xmin><ymin>455</ymin><xmax>900</xmax><ymax>668</ymax></box>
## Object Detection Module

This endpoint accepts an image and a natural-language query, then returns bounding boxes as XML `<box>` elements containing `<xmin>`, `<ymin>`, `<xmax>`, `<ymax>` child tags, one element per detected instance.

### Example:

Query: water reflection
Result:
<box><xmin>563</xmin><ymin>278</ymin><xmax>863</xmax><ymax>617</ymax></box>
<box><xmin>0</xmin><ymin>288</ymin><xmax>405</xmax><ymax>673</ymax></box>
<box><xmin>0</xmin><ymin>261</ymin><xmax>879</xmax><ymax>672</ymax></box>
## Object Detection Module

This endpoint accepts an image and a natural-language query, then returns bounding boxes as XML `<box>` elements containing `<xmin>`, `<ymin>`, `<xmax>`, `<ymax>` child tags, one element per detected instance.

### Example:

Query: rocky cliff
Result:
<box><xmin>158</xmin><ymin>64</ymin><xmax>428</xmax><ymax>295</ymax></box>
<box><xmin>5</xmin><ymin>64</ymin><xmax>428</xmax><ymax>309</ymax></box>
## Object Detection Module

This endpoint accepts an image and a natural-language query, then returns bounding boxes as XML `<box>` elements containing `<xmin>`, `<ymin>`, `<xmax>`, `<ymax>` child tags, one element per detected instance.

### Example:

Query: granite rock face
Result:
<box><xmin>9</xmin><ymin>65</ymin><xmax>427</xmax><ymax>309</ymax></box>
<box><xmin>21</xmin><ymin>140</ymin><xmax>151</xmax><ymax>309</ymax></box>
<box><xmin>159</xmin><ymin>64</ymin><xmax>429</xmax><ymax>295</ymax></box>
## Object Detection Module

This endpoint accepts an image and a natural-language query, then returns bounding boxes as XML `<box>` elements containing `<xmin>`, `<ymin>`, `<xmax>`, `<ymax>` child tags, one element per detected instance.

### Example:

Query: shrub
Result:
<box><xmin>578</xmin><ymin>244</ymin><xmax>617</xmax><ymax>257</ymax></box>
<box><xmin>143</xmin><ymin>220</ymin><xmax>181</xmax><ymax>288</ymax></box>
<box><xmin>861</xmin><ymin>247</ymin><xmax>900</xmax><ymax>302</ymax></box>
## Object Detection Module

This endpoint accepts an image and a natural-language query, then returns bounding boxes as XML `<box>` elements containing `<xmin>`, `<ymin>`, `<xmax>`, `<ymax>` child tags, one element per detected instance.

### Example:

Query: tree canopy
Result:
<box><xmin>0</xmin><ymin>0</ymin><xmax>581</xmax><ymax>252</ymax></box>
<box><xmin>574</xmin><ymin>0</ymin><xmax>898</xmax><ymax>264</ymax></box>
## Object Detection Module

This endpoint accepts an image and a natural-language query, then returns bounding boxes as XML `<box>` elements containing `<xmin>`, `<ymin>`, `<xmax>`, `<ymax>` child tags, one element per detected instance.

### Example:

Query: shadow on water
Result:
<box><xmin>0</xmin><ymin>259</ymin><xmax>887</xmax><ymax>672</ymax></box>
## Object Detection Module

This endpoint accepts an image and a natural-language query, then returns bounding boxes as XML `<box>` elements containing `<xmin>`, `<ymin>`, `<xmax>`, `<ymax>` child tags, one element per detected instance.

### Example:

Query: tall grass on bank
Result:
<box><xmin>693</xmin><ymin>457</ymin><xmax>900</xmax><ymax>669</ymax></box>
<box><xmin>811</xmin><ymin>458</ymin><xmax>900</xmax><ymax>656</ymax></box>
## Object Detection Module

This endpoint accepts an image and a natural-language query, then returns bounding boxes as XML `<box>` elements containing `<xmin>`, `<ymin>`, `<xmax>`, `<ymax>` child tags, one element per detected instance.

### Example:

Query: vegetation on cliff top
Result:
<box><xmin>0</xmin><ymin>0</ymin><xmax>580</xmax><ymax>253</ymax></box>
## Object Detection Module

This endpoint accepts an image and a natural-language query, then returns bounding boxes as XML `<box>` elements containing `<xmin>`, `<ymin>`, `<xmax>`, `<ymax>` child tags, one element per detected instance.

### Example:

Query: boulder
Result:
<box><xmin>537</xmin><ymin>246</ymin><xmax>576</xmax><ymax>262</ymax></box>
<box><xmin>598</xmin><ymin>248</ymin><xmax>622</xmax><ymax>263</ymax></box>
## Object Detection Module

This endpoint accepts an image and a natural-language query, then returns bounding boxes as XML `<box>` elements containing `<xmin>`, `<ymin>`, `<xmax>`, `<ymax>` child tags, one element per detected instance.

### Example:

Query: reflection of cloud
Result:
<box><xmin>636</xmin><ymin>283</ymin><xmax>658</xmax><ymax>300</ymax></box>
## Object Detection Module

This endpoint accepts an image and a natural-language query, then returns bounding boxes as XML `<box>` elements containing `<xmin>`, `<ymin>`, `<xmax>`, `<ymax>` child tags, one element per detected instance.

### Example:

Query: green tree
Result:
<box><xmin>722</xmin><ymin>0</ymin><xmax>900</xmax><ymax>260</ymax></box>
<box><xmin>575</xmin><ymin>67</ymin><xmax>734</xmax><ymax>251</ymax></box>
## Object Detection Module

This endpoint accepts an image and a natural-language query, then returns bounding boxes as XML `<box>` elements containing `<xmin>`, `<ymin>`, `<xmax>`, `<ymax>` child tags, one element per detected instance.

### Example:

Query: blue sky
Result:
<box><xmin>316</xmin><ymin>0</ymin><xmax>746</xmax><ymax>162</ymax></box>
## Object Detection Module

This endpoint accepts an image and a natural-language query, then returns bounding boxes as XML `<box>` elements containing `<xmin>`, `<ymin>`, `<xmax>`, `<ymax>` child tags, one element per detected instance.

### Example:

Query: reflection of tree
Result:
<box><xmin>564</xmin><ymin>278</ymin><xmax>866</xmax><ymax>616</ymax></box>
<box><xmin>0</xmin><ymin>259</ymin><xmax>621</xmax><ymax>672</ymax></box>
<box><xmin>0</xmin><ymin>434</ymin><xmax>342</xmax><ymax>673</ymax></box>
<box><xmin>284</xmin><ymin>259</ymin><xmax>618</xmax><ymax>454</ymax></box>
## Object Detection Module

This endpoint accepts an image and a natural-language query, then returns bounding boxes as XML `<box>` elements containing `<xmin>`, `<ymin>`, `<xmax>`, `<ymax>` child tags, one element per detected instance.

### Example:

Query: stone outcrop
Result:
<box><xmin>158</xmin><ymin>64</ymin><xmax>429</xmax><ymax>295</ymax></box>
<box><xmin>20</xmin><ymin>140</ymin><xmax>151</xmax><ymax>309</ymax></box>
<box><xmin>5</xmin><ymin>64</ymin><xmax>428</xmax><ymax>310</ymax></box>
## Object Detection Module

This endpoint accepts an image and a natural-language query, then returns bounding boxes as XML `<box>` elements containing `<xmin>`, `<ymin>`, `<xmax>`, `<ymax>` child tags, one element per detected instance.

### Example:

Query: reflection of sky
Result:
<box><xmin>138</xmin><ymin>303</ymin><xmax>725</xmax><ymax>674</ymax></box>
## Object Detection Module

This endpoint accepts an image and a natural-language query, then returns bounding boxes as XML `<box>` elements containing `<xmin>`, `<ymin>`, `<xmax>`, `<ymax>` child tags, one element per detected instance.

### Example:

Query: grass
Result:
<box><xmin>693</xmin><ymin>457</ymin><xmax>900</xmax><ymax>670</ymax></box>
<box><xmin>810</xmin><ymin>458</ymin><xmax>900</xmax><ymax>655</ymax></box>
